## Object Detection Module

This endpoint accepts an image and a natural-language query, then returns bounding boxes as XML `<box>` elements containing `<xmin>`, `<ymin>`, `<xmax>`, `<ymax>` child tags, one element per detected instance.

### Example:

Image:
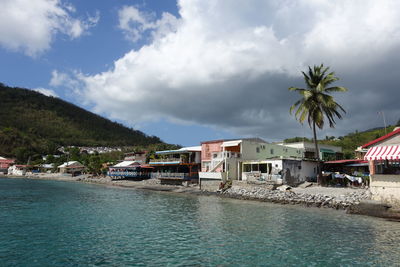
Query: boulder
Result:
<box><xmin>298</xmin><ymin>181</ymin><xmax>313</xmax><ymax>188</ymax></box>
<box><xmin>277</xmin><ymin>185</ymin><xmax>292</xmax><ymax>191</ymax></box>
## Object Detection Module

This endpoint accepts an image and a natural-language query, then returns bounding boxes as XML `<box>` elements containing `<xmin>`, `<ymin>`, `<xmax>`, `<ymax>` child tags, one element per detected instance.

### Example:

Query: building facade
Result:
<box><xmin>199</xmin><ymin>138</ymin><xmax>304</xmax><ymax>181</ymax></box>
<box><xmin>241</xmin><ymin>158</ymin><xmax>319</xmax><ymax>185</ymax></box>
<box><xmin>278</xmin><ymin>141</ymin><xmax>343</xmax><ymax>161</ymax></box>
<box><xmin>363</xmin><ymin>127</ymin><xmax>400</xmax><ymax>206</ymax></box>
<box><xmin>149</xmin><ymin>146</ymin><xmax>201</xmax><ymax>183</ymax></box>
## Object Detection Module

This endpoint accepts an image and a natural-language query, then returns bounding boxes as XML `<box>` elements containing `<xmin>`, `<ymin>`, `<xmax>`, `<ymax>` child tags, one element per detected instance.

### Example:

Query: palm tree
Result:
<box><xmin>289</xmin><ymin>64</ymin><xmax>347</xmax><ymax>183</ymax></box>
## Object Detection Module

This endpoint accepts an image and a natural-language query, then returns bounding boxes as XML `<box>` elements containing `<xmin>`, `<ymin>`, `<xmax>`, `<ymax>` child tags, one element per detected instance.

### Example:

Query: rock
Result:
<box><xmin>277</xmin><ymin>185</ymin><xmax>292</xmax><ymax>191</ymax></box>
<box><xmin>298</xmin><ymin>181</ymin><xmax>313</xmax><ymax>188</ymax></box>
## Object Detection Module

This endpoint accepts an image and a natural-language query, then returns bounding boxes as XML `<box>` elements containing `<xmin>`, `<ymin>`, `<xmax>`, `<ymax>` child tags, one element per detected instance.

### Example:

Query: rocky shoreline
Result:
<box><xmin>220</xmin><ymin>186</ymin><xmax>372</xmax><ymax>210</ymax></box>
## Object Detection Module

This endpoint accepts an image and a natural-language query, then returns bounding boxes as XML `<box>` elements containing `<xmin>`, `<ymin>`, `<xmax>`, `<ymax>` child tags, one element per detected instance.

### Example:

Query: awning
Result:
<box><xmin>221</xmin><ymin>140</ymin><xmax>242</xmax><ymax>147</ymax></box>
<box><xmin>364</xmin><ymin>145</ymin><xmax>400</xmax><ymax>160</ymax></box>
<box><xmin>320</xmin><ymin>148</ymin><xmax>335</xmax><ymax>153</ymax></box>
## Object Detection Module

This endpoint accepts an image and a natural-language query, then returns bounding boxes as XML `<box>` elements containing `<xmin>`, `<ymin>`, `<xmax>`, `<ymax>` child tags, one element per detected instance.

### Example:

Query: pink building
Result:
<box><xmin>200</xmin><ymin>139</ymin><xmax>244</xmax><ymax>180</ymax></box>
<box><xmin>0</xmin><ymin>156</ymin><xmax>15</xmax><ymax>171</ymax></box>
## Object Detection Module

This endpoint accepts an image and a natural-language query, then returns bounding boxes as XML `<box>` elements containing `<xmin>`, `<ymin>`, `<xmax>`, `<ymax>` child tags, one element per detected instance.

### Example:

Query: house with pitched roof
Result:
<box><xmin>362</xmin><ymin>127</ymin><xmax>400</xmax><ymax>206</ymax></box>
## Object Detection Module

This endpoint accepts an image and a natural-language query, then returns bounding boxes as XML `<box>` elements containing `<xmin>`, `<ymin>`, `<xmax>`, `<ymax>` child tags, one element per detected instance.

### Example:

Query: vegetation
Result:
<box><xmin>284</xmin><ymin>126</ymin><xmax>396</xmax><ymax>159</ymax></box>
<box><xmin>319</xmin><ymin>126</ymin><xmax>396</xmax><ymax>158</ymax></box>
<box><xmin>0</xmin><ymin>84</ymin><xmax>166</xmax><ymax>162</ymax></box>
<box><xmin>289</xmin><ymin>64</ymin><xmax>347</xmax><ymax>183</ymax></box>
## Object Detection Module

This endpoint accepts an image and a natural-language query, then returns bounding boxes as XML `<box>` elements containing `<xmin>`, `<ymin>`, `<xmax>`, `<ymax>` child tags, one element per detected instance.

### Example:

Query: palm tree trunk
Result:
<box><xmin>312</xmin><ymin>121</ymin><xmax>322</xmax><ymax>184</ymax></box>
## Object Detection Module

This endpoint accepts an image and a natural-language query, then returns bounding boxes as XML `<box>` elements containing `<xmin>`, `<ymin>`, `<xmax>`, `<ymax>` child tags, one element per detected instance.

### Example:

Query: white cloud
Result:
<box><xmin>34</xmin><ymin>87</ymin><xmax>58</xmax><ymax>97</ymax></box>
<box><xmin>77</xmin><ymin>0</ymin><xmax>400</xmax><ymax>141</ymax></box>
<box><xmin>49</xmin><ymin>70</ymin><xmax>84</xmax><ymax>96</ymax></box>
<box><xmin>0</xmin><ymin>0</ymin><xmax>99</xmax><ymax>56</ymax></box>
<box><xmin>118</xmin><ymin>6</ymin><xmax>178</xmax><ymax>42</ymax></box>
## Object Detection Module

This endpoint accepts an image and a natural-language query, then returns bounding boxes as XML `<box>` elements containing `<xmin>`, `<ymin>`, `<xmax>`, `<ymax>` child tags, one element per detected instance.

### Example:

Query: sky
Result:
<box><xmin>1</xmin><ymin>0</ymin><xmax>399</xmax><ymax>146</ymax></box>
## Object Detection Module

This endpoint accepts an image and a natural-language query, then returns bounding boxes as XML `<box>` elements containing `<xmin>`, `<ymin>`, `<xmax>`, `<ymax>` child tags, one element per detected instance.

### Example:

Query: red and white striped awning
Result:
<box><xmin>364</xmin><ymin>145</ymin><xmax>400</xmax><ymax>160</ymax></box>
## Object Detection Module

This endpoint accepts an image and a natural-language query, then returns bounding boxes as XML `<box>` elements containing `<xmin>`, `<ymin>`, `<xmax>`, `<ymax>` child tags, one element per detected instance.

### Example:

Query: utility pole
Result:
<box><xmin>379</xmin><ymin>111</ymin><xmax>387</xmax><ymax>135</ymax></box>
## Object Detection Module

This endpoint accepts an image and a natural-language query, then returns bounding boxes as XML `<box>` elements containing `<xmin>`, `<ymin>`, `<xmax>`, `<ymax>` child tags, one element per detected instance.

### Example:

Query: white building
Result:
<box><xmin>241</xmin><ymin>158</ymin><xmax>319</xmax><ymax>185</ymax></box>
<box><xmin>199</xmin><ymin>138</ymin><xmax>304</xmax><ymax>181</ymax></box>
<box><xmin>8</xmin><ymin>165</ymin><xmax>27</xmax><ymax>176</ymax></box>
<box><xmin>58</xmin><ymin>161</ymin><xmax>85</xmax><ymax>174</ymax></box>
<box><xmin>278</xmin><ymin>141</ymin><xmax>343</xmax><ymax>161</ymax></box>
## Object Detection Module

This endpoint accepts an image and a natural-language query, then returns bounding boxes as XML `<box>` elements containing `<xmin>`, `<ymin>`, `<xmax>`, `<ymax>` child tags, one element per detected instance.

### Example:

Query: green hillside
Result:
<box><xmin>284</xmin><ymin>125</ymin><xmax>398</xmax><ymax>158</ymax></box>
<box><xmin>0</xmin><ymin>84</ymin><xmax>164</xmax><ymax>159</ymax></box>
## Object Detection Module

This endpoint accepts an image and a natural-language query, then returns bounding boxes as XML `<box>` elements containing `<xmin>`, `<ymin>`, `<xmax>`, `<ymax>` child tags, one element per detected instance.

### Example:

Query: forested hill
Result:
<box><xmin>0</xmin><ymin>84</ymin><xmax>163</xmax><ymax>157</ymax></box>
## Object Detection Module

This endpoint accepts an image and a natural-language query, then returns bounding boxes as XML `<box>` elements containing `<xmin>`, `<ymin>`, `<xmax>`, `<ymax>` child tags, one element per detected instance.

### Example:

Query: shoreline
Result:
<box><xmin>2</xmin><ymin>174</ymin><xmax>400</xmax><ymax>220</ymax></box>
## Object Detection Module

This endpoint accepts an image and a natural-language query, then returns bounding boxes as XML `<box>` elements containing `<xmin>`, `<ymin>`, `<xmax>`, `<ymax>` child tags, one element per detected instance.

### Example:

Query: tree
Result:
<box><xmin>289</xmin><ymin>64</ymin><xmax>347</xmax><ymax>184</ymax></box>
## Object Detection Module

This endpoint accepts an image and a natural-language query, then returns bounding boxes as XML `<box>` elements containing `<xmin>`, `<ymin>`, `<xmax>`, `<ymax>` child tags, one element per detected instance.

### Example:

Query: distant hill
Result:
<box><xmin>0</xmin><ymin>84</ymin><xmax>164</xmax><ymax>159</ymax></box>
<box><xmin>284</xmin><ymin>126</ymin><xmax>397</xmax><ymax>158</ymax></box>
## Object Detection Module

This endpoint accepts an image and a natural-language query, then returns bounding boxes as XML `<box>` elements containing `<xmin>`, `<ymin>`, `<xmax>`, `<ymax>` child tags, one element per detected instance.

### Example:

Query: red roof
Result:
<box><xmin>324</xmin><ymin>159</ymin><xmax>367</xmax><ymax>164</ymax></box>
<box><xmin>0</xmin><ymin>159</ymin><xmax>15</xmax><ymax>163</ymax></box>
<box><xmin>361</xmin><ymin>128</ymin><xmax>400</xmax><ymax>149</ymax></box>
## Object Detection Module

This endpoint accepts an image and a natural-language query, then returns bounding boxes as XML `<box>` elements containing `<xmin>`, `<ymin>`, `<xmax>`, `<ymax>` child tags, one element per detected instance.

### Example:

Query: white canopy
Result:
<box><xmin>58</xmin><ymin>161</ymin><xmax>83</xmax><ymax>168</ymax></box>
<box><xmin>221</xmin><ymin>140</ymin><xmax>242</xmax><ymax>147</ymax></box>
<box><xmin>113</xmin><ymin>161</ymin><xmax>140</xmax><ymax>167</ymax></box>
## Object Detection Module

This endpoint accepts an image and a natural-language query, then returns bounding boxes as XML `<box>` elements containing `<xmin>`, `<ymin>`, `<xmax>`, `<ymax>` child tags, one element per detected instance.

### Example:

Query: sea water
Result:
<box><xmin>1</xmin><ymin>178</ymin><xmax>400</xmax><ymax>266</ymax></box>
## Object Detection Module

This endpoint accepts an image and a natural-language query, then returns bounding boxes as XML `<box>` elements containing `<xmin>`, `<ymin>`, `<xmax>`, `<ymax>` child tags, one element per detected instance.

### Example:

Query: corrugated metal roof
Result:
<box><xmin>58</xmin><ymin>161</ymin><xmax>82</xmax><ymax>168</ymax></box>
<box><xmin>155</xmin><ymin>146</ymin><xmax>201</xmax><ymax>154</ymax></box>
<box><xmin>324</xmin><ymin>159</ymin><xmax>366</xmax><ymax>164</ymax></box>
<box><xmin>113</xmin><ymin>161</ymin><xmax>140</xmax><ymax>167</ymax></box>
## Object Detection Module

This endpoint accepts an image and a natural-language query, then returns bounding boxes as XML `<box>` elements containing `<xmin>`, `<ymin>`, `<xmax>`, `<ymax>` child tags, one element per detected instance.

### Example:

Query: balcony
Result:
<box><xmin>151</xmin><ymin>172</ymin><xmax>195</xmax><ymax>180</ymax></box>
<box><xmin>211</xmin><ymin>151</ymin><xmax>241</xmax><ymax>160</ymax></box>
<box><xmin>199</xmin><ymin>172</ymin><xmax>227</xmax><ymax>180</ymax></box>
<box><xmin>149</xmin><ymin>158</ymin><xmax>184</xmax><ymax>164</ymax></box>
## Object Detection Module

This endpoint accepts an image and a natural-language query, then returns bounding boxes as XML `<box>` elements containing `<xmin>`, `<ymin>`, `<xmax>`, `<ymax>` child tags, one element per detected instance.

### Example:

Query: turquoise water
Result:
<box><xmin>1</xmin><ymin>178</ymin><xmax>400</xmax><ymax>266</ymax></box>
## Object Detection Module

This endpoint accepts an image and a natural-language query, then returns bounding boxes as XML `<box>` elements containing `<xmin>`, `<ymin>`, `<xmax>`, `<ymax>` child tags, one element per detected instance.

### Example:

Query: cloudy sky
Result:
<box><xmin>1</xmin><ymin>0</ymin><xmax>399</xmax><ymax>146</ymax></box>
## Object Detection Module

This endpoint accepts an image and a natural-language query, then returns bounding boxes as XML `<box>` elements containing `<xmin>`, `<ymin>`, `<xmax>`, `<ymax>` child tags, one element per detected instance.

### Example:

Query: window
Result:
<box><xmin>256</xmin><ymin>147</ymin><xmax>260</xmax><ymax>153</ymax></box>
<box><xmin>298</xmin><ymin>166</ymin><xmax>301</xmax><ymax>170</ymax></box>
<box><xmin>260</xmin><ymin>164</ymin><xmax>267</xmax><ymax>173</ymax></box>
<box><xmin>244</xmin><ymin>164</ymin><xmax>251</xmax><ymax>172</ymax></box>
<box><xmin>270</xmin><ymin>149</ymin><xmax>274</xmax><ymax>154</ymax></box>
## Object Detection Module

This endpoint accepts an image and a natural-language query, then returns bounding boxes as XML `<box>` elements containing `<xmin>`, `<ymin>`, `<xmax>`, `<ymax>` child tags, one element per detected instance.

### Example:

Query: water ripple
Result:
<box><xmin>1</xmin><ymin>178</ymin><xmax>400</xmax><ymax>266</ymax></box>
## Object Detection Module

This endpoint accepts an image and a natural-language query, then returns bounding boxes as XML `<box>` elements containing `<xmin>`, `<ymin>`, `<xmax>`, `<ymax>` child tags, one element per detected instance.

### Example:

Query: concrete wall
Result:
<box><xmin>225</xmin><ymin>158</ymin><xmax>239</xmax><ymax>180</ymax></box>
<box><xmin>301</xmin><ymin>161</ymin><xmax>318</xmax><ymax>181</ymax></box>
<box><xmin>199</xmin><ymin>180</ymin><xmax>221</xmax><ymax>192</ymax></box>
<box><xmin>370</xmin><ymin>174</ymin><xmax>400</xmax><ymax>207</ymax></box>
<box><xmin>377</xmin><ymin>135</ymin><xmax>400</xmax><ymax>146</ymax></box>
<box><xmin>241</xmin><ymin>141</ymin><xmax>302</xmax><ymax>160</ymax></box>
<box><xmin>281</xmin><ymin>142</ymin><xmax>342</xmax><ymax>158</ymax></box>
<box><xmin>201</xmin><ymin>141</ymin><xmax>223</xmax><ymax>161</ymax></box>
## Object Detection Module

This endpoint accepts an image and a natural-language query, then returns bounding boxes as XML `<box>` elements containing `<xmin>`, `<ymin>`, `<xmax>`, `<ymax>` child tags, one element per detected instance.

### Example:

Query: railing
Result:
<box><xmin>149</xmin><ymin>158</ymin><xmax>187</xmax><ymax>164</ymax></box>
<box><xmin>108</xmin><ymin>171</ymin><xmax>151</xmax><ymax>179</ymax></box>
<box><xmin>242</xmin><ymin>172</ymin><xmax>282</xmax><ymax>183</ymax></box>
<box><xmin>151</xmin><ymin>172</ymin><xmax>193</xmax><ymax>180</ymax></box>
<box><xmin>211</xmin><ymin>151</ymin><xmax>241</xmax><ymax>160</ymax></box>
<box><xmin>199</xmin><ymin>172</ymin><xmax>227</xmax><ymax>180</ymax></box>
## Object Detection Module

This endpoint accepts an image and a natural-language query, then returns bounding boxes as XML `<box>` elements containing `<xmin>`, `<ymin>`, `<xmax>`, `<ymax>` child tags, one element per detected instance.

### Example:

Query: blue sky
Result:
<box><xmin>0</xmin><ymin>0</ymin><xmax>237</xmax><ymax>146</ymax></box>
<box><xmin>1</xmin><ymin>0</ymin><xmax>399</xmax><ymax>146</ymax></box>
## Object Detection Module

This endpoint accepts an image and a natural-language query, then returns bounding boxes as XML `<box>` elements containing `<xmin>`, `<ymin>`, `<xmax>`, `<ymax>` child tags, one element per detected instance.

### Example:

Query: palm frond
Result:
<box><xmin>288</xmin><ymin>64</ymin><xmax>347</xmax><ymax>130</ymax></box>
